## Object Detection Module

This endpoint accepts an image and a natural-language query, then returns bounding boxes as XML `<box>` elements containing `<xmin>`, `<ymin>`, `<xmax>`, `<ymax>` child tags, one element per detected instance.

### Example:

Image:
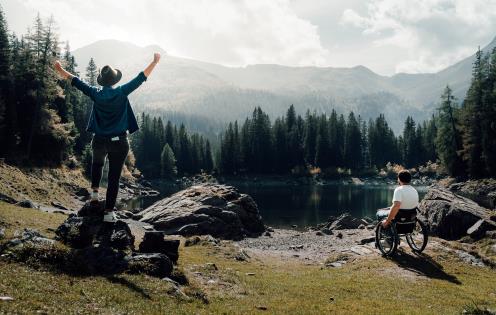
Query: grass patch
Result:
<box><xmin>1</xmin><ymin>202</ymin><xmax>496</xmax><ymax>314</ymax></box>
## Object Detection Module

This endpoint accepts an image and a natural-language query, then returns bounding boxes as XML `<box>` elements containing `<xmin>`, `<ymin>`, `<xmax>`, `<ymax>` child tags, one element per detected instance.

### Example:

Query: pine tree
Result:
<box><xmin>303</xmin><ymin>110</ymin><xmax>318</xmax><ymax>166</ymax></box>
<box><xmin>0</xmin><ymin>4</ymin><xmax>10</xmax><ymax>155</ymax></box>
<box><xmin>203</xmin><ymin>140</ymin><xmax>214</xmax><ymax>172</ymax></box>
<box><xmin>480</xmin><ymin>47</ymin><xmax>496</xmax><ymax>176</ymax></box>
<box><xmin>343</xmin><ymin>112</ymin><xmax>362</xmax><ymax>170</ymax></box>
<box><xmin>160</xmin><ymin>143</ymin><xmax>177</xmax><ymax>178</ymax></box>
<box><xmin>436</xmin><ymin>86</ymin><xmax>464</xmax><ymax>176</ymax></box>
<box><xmin>315</xmin><ymin>114</ymin><xmax>331</xmax><ymax>168</ymax></box>
<box><xmin>460</xmin><ymin>48</ymin><xmax>486</xmax><ymax>178</ymax></box>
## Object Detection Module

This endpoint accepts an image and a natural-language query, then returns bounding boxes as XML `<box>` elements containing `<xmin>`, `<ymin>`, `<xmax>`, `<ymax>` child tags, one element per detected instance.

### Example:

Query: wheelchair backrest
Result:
<box><xmin>394</xmin><ymin>208</ymin><xmax>417</xmax><ymax>234</ymax></box>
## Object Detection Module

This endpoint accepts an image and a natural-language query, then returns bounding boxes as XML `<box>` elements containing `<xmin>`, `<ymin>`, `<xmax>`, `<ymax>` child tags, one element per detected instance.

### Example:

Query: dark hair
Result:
<box><xmin>398</xmin><ymin>170</ymin><xmax>412</xmax><ymax>184</ymax></box>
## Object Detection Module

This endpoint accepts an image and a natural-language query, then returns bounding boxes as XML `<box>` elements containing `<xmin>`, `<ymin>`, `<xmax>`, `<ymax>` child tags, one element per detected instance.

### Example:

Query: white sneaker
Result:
<box><xmin>90</xmin><ymin>191</ymin><xmax>99</xmax><ymax>202</ymax></box>
<box><xmin>103</xmin><ymin>211</ymin><xmax>117</xmax><ymax>223</ymax></box>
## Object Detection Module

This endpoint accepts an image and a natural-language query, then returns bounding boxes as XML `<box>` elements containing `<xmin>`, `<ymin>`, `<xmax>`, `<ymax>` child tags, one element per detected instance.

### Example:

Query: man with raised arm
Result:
<box><xmin>54</xmin><ymin>53</ymin><xmax>161</xmax><ymax>222</ymax></box>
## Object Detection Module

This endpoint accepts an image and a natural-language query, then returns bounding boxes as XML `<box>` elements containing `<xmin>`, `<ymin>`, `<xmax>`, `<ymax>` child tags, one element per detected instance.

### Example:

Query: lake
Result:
<box><xmin>124</xmin><ymin>182</ymin><xmax>428</xmax><ymax>229</ymax></box>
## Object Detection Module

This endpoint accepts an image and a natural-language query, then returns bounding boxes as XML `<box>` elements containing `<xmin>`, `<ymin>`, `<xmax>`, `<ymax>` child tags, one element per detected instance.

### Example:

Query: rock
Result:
<box><xmin>184</xmin><ymin>236</ymin><xmax>201</xmax><ymax>247</ymax></box>
<box><xmin>75</xmin><ymin>188</ymin><xmax>90</xmax><ymax>198</ymax></box>
<box><xmin>0</xmin><ymin>228</ymin><xmax>5</xmax><ymax>240</ymax></box>
<box><xmin>418</xmin><ymin>186</ymin><xmax>493</xmax><ymax>240</ymax></box>
<box><xmin>321</xmin><ymin>228</ymin><xmax>333</xmax><ymax>235</ymax></box>
<box><xmin>358</xmin><ymin>236</ymin><xmax>375</xmax><ymax>245</ymax></box>
<box><xmin>51</xmin><ymin>201</ymin><xmax>68</xmax><ymax>211</ymax></box>
<box><xmin>138</xmin><ymin>184</ymin><xmax>265</xmax><ymax>240</ymax></box>
<box><xmin>486</xmin><ymin>230</ymin><xmax>496</xmax><ymax>239</ymax></box>
<box><xmin>71</xmin><ymin>245</ymin><xmax>128</xmax><ymax>275</ymax></box>
<box><xmin>0</xmin><ymin>296</ymin><xmax>14</xmax><ymax>301</ymax></box>
<box><xmin>315</xmin><ymin>231</ymin><xmax>324</xmax><ymax>236</ymax></box>
<box><xmin>126</xmin><ymin>253</ymin><xmax>173</xmax><ymax>278</ymax></box>
<box><xmin>329</xmin><ymin>213</ymin><xmax>368</xmax><ymax>230</ymax></box>
<box><xmin>351</xmin><ymin>177</ymin><xmax>364</xmax><ymax>185</ymax></box>
<box><xmin>467</xmin><ymin>219</ymin><xmax>496</xmax><ymax>240</ymax></box>
<box><xmin>264</xmin><ymin>231</ymin><xmax>271</xmax><ymax>237</ymax></box>
<box><xmin>3</xmin><ymin>228</ymin><xmax>55</xmax><ymax>249</ymax></box>
<box><xmin>358</xmin><ymin>224</ymin><xmax>366</xmax><ymax>229</ymax></box>
<box><xmin>56</xmin><ymin>202</ymin><xmax>134</xmax><ymax>251</ymax></box>
<box><xmin>0</xmin><ymin>192</ymin><xmax>17</xmax><ymax>204</ymax></box>
<box><xmin>138</xmin><ymin>231</ymin><xmax>179</xmax><ymax>263</ymax></box>
<box><xmin>449</xmin><ymin>179</ymin><xmax>496</xmax><ymax>209</ymax></box>
<box><xmin>336</xmin><ymin>232</ymin><xmax>343</xmax><ymax>239</ymax></box>
<box><xmin>16</xmin><ymin>199</ymin><xmax>36</xmax><ymax>208</ymax></box>
<box><xmin>234</xmin><ymin>249</ymin><xmax>250</xmax><ymax>261</ymax></box>
<box><xmin>291</xmin><ymin>224</ymin><xmax>298</xmax><ymax>228</ymax></box>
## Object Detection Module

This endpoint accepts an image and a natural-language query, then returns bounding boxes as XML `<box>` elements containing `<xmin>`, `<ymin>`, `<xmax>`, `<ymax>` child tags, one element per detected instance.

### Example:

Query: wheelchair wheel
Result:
<box><xmin>405</xmin><ymin>218</ymin><xmax>428</xmax><ymax>253</ymax></box>
<box><xmin>375</xmin><ymin>223</ymin><xmax>397</xmax><ymax>256</ymax></box>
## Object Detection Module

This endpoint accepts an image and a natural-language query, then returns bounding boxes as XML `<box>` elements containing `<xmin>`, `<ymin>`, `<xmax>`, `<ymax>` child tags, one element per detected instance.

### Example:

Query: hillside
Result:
<box><xmin>72</xmin><ymin>36</ymin><xmax>496</xmax><ymax>133</ymax></box>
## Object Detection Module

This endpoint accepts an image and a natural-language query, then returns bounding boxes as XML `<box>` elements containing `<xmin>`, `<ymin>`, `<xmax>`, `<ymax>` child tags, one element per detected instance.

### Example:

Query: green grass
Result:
<box><xmin>1</xmin><ymin>202</ymin><xmax>496</xmax><ymax>314</ymax></box>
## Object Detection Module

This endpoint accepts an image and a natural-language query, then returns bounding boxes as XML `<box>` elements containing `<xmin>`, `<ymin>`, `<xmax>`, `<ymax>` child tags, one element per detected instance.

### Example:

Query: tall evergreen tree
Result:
<box><xmin>436</xmin><ymin>86</ymin><xmax>464</xmax><ymax>176</ymax></box>
<box><xmin>460</xmin><ymin>48</ymin><xmax>486</xmax><ymax>178</ymax></box>
<box><xmin>343</xmin><ymin>112</ymin><xmax>362</xmax><ymax>170</ymax></box>
<box><xmin>315</xmin><ymin>114</ymin><xmax>331</xmax><ymax>168</ymax></box>
<box><xmin>0</xmin><ymin>4</ymin><xmax>10</xmax><ymax>155</ymax></box>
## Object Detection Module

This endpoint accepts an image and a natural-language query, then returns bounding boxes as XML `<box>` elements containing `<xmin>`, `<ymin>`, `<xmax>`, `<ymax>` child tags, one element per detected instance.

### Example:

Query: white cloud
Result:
<box><xmin>340</xmin><ymin>0</ymin><xmax>496</xmax><ymax>73</ymax></box>
<box><xmin>13</xmin><ymin>0</ymin><xmax>330</xmax><ymax>67</ymax></box>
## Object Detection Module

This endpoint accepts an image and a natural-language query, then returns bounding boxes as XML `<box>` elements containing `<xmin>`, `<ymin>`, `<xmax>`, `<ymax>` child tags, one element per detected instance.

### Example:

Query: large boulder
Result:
<box><xmin>418</xmin><ymin>186</ymin><xmax>495</xmax><ymax>240</ymax></box>
<box><xmin>138</xmin><ymin>184</ymin><xmax>265</xmax><ymax>240</ymax></box>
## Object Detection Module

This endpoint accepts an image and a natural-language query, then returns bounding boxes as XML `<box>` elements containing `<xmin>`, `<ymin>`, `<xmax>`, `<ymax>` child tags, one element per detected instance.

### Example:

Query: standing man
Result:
<box><xmin>54</xmin><ymin>53</ymin><xmax>161</xmax><ymax>222</ymax></box>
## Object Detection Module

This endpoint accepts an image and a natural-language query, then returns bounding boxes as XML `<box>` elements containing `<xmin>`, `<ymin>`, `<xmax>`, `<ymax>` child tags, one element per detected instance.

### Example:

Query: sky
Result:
<box><xmin>3</xmin><ymin>0</ymin><xmax>496</xmax><ymax>75</ymax></box>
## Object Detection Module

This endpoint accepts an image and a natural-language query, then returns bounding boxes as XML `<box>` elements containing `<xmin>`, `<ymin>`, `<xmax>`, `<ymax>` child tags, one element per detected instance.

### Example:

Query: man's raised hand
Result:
<box><xmin>54</xmin><ymin>60</ymin><xmax>74</xmax><ymax>80</ymax></box>
<box><xmin>153</xmin><ymin>53</ymin><xmax>161</xmax><ymax>64</ymax></box>
<box><xmin>54</xmin><ymin>60</ymin><xmax>63</xmax><ymax>71</ymax></box>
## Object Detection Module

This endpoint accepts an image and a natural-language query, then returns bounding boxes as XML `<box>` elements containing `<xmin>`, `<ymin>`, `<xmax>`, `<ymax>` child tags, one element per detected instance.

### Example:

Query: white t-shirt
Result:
<box><xmin>392</xmin><ymin>185</ymin><xmax>419</xmax><ymax>209</ymax></box>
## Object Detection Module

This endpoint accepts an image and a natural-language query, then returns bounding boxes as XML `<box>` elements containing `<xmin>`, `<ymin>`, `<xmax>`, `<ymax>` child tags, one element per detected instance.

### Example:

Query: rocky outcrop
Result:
<box><xmin>418</xmin><ymin>186</ymin><xmax>496</xmax><ymax>240</ymax></box>
<box><xmin>449</xmin><ymin>179</ymin><xmax>496</xmax><ymax>210</ymax></box>
<box><xmin>2</xmin><ymin>201</ymin><xmax>180</xmax><ymax>278</ymax></box>
<box><xmin>138</xmin><ymin>184</ymin><xmax>265</xmax><ymax>240</ymax></box>
<box><xmin>56</xmin><ymin>201</ymin><xmax>135</xmax><ymax>250</ymax></box>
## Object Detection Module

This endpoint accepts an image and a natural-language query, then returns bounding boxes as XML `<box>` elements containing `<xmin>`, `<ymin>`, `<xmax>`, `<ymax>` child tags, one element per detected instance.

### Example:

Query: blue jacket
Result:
<box><xmin>71</xmin><ymin>72</ymin><xmax>146</xmax><ymax>136</ymax></box>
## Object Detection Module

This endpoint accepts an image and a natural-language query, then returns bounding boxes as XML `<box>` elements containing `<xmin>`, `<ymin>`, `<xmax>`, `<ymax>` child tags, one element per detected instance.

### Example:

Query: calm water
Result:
<box><xmin>124</xmin><ymin>183</ymin><xmax>427</xmax><ymax>229</ymax></box>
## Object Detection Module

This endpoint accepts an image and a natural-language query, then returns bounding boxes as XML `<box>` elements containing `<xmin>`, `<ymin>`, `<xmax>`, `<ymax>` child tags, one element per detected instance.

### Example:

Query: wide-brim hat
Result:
<box><xmin>97</xmin><ymin>65</ymin><xmax>122</xmax><ymax>87</ymax></box>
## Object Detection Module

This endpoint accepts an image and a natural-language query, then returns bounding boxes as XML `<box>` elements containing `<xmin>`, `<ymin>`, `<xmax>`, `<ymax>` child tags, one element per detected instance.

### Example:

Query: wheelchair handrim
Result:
<box><xmin>406</xmin><ymin>220</ymin><xmax>427</xmax><ymax>252</ymax></box>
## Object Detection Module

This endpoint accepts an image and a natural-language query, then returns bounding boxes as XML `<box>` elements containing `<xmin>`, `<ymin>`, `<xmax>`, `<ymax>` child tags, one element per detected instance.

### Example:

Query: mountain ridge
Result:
<box><xmin>72</xmin><ymin>36</ymin><xmax>496</xmax><ymax>133</ymax></box>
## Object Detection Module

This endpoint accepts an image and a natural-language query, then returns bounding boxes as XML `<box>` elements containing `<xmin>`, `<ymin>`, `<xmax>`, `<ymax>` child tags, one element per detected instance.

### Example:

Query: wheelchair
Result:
<box><xmin>375</xmin><ymin>208</ymin><xmax>428</xmax><ymax>256</ymax></box>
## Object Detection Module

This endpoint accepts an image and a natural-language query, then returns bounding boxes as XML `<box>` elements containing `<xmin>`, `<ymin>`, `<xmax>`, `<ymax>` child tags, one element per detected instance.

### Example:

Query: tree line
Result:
<box><xmin>217</xmin><ymin>105</ymin><xmax>437</xmax><ymax>176</ymax></box>
<box><xmin>130</xmin><ymin>113</ymin><xmax>214</xmax><ymax>178</ymax></box>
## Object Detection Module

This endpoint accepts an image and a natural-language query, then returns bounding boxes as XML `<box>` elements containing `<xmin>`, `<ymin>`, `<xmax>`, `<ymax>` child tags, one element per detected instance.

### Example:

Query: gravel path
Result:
<box><xmin>236</xmin><ymin>228</ymin><xmax>378</xmax><ymax>264</ymax></box>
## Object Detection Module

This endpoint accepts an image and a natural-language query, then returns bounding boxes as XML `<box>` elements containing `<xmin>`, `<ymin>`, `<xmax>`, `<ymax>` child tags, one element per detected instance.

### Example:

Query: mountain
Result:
<box><xmin>72</xmin><ymin>37</ymin><xmax>496</xmax><ymax>133</ymax></box>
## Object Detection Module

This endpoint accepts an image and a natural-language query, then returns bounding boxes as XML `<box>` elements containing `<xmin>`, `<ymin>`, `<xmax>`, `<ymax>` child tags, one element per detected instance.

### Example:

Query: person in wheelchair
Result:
<box><xmin>380</xmin><ymin>170</ymin><xmax>418</xmax><ymax>229</ymax></box>
<box><xmin>375</xmin><ymin>170</ymin><xmax>428</xmax><ymax>256</ymax></box>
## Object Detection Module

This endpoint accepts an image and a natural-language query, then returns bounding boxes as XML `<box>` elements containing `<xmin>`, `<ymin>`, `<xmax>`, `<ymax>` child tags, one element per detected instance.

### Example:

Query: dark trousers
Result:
<box><xmin>91</xmin><ymin>134</ymin><xmax>129</xmax><ymax>210</ymax></box>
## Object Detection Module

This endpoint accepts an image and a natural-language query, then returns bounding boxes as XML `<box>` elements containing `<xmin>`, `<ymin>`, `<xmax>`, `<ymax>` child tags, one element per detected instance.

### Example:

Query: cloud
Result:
<box><xmin>340</xmin><ymin>0</ymin><xmax>496</xmax><ymax>73</ymax></box>
<box><xmin>14</xmin><ymin>0</ymin><xmax>330</xmax><ymax>67</ymax></box>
